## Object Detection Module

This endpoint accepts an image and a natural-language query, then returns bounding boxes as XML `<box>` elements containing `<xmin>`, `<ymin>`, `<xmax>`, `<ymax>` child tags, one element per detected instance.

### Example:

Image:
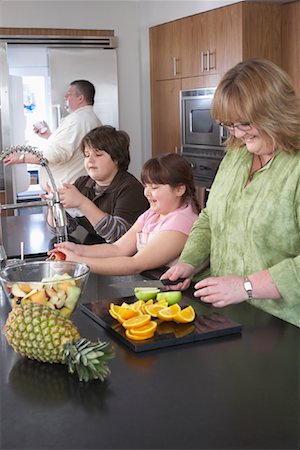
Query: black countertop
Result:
<box><xmin>0</xmin><ymin>214</ymin><xmax>299</xmax><ymax>449</ymax></box>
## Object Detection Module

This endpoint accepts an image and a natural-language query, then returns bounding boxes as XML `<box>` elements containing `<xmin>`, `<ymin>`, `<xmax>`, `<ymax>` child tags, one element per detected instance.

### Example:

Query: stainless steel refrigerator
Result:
<box><xmin>0</xmin><ymin>40</ymin><xmax>119</xmax><ymax>204</ymax></box>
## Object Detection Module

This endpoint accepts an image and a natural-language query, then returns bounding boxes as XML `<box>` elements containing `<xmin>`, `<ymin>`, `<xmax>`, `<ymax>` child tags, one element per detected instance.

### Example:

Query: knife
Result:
<box><xmin>109</xmin><ymin>278</ymin><xmax>186</xmax><ymax>289</ymax></box>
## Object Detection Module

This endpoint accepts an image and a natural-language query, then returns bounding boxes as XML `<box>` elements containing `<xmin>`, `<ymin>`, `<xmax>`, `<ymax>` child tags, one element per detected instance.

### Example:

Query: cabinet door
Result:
<box><xmin>151</xmin><ymin>79</ymin><xmax>181</xmax><ymax>156</ymax></box>
<box><xmin>150</xmin><ymin>22</ymin><xmax>180</xmax><ymax>81</ymax></box>
<box><xmin>282</xmin><ymin>2</ymin><xmax>300</xmax><ymax>97</ymax></box>
<box><xmin>203</xmin><ymin>4</ymin><xmax>242</xmax><ymax>75</ymax></box>
<box><xmin>179</xmin><ymin>16</ymin><xmax>202</xmax><ymax>78</ymax></box>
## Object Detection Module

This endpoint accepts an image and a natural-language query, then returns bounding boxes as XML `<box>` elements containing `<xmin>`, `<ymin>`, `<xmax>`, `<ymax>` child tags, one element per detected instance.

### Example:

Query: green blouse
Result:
<box><xmin>180</xmin><ymin>146</ymin><xmax>300</xmax><ymax>327</ymax></box>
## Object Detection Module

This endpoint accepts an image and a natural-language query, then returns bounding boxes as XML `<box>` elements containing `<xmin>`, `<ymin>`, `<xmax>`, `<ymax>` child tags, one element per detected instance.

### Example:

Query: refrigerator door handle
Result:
<box><xmin>52</xmin><ymin>103</ymin><xmax>62</xmax><ymax>129</ymax></box>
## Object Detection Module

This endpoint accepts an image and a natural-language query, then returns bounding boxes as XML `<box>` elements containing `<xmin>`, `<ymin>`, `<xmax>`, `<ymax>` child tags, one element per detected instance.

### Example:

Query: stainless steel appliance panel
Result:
<box><xmin>48</xmin><ymin>48</ymin><xmax>119</xmax><ymax>129</ymax></box>
<box><xmin>181</xmin><ymin>88</ymin><xmax>227</xmax><ymax>148</ymax></box>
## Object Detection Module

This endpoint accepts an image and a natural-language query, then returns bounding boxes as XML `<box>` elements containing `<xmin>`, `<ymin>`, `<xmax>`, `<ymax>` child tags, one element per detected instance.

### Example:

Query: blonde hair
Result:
<box><xmin>211</xmin><ymin>58</ymin><xmax>300</xmax><ymax>154</ymax></box>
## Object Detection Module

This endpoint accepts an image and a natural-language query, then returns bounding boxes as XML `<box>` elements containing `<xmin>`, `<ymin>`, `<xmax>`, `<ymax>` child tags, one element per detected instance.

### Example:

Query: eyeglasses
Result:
<box><xmin>219</xmin><ymin>122</ymin><xmax>252</xmax><ymax>132</ymax></box>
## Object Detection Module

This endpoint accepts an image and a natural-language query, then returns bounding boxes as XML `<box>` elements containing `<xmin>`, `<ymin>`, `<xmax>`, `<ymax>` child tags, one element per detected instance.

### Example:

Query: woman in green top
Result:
<box><xmin>163</xmin><ymin>58</ymin><xmax>300</xmax><ymax>327</ymax></box>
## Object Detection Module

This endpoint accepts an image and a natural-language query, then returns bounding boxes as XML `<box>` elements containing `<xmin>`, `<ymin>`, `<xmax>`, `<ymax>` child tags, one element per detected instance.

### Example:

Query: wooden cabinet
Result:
<box><xmin>281</xmin><ymin>1</ymin><xmax>300</xmax><ymax>97</ymax></box>
<box><xmin>151</xmin><ymin>79</ymin><xmax>181</xmax><ymax>156</ymax></box>
<box><xmin>150</xmin><ymin>1</ymin><xmax>282</xmax><ymax>157</ymax></box>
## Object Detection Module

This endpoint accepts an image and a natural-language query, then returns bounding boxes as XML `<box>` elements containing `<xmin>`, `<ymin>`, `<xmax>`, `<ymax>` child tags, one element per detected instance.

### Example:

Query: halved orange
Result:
<box><xmin>173</xmin><ymin>305</ymin><xmax>195</xmax><ymax>323</ymax></box>
<box><xmin>144</xmin><ymin>303</ymin><xmax>167</xmax><ymax>317</ymax></box>
<box><xmin>157</xmin><ymin>303</ymin><xmax>181</xmax><ymax>321</ymax></box>
<box><xmin>128</xmin><ymin>320</ymin><xmax>157</xmax><ymax>337</ymax></box>
<box><xmin>122</xmin><ymin>314</ymin><xmax>151</xmax><ymax>329</ymax></box>
<box><xmin>125</xmin><ymin>329</ymin><xmax>155</xmax><ymax>341</ymax></box>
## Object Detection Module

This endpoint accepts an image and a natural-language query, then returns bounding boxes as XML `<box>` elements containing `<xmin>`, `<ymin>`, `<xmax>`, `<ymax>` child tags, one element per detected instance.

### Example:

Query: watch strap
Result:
<box><xmin>243</xmin><ymin>277</ymin><xmax>253</xmax><ymax>300</ymax></box>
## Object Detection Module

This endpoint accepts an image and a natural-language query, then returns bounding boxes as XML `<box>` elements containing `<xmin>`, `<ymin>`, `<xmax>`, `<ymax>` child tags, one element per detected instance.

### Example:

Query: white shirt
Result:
<box><xmin>39</xmin><ymin>105</ymin><xmax>102</xmax><ymax>189</ymax></box>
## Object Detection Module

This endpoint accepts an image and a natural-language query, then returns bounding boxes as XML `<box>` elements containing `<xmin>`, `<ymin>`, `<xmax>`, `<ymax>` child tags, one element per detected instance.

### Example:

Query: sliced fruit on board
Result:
<box><xmin>134</xmin><ymin>287</ymin><xmax>160</xmax><ymax>301</ymax></box>
<box><xmin>144</xmin><ymin>303</ymin><xmax>167</xmax><ymax>318</ymax></box>
<box><xmin>122</xmin><ymin>314</ymin><xmax>151</xmax><ymax>329</ymax></box>
<box><xmin>156</xmin><ymin>291</ymin><xmax>182</xmax><ymax>305</ymax></box>
<box><xmin>157</xmin><ymin>303</ymin><xmax>181</xmax><ymax>321</ymax></box>
<box><xmin>173</xmin><ymin>305</ymin><xmax>195</xmax><ymax>323</ymax></box>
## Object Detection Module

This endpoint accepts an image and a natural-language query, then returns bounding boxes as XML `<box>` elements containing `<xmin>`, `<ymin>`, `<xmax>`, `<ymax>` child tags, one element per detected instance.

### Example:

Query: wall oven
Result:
<box><xmin>180</xmin><ymin>87</ymin><xmax>226</xmax><ymax>188</ymax></box>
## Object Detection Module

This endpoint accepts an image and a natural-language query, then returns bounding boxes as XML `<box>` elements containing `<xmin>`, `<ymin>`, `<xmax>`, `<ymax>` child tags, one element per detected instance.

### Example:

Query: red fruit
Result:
<box><xmin>47</xmin><ymin>249</ymin><xmax>66</xmax><ymax>261</ymax></box>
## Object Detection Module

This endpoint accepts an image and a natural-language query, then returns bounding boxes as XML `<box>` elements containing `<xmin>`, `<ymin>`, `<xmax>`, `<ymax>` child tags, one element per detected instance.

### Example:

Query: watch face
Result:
<box><xmin>244</xmin><ymin>281</ymin><xmax>252</xmax><ymax>291</ymax></box>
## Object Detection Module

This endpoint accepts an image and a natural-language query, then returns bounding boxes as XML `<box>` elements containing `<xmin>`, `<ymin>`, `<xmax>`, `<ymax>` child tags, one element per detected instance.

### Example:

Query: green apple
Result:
<box><xmin>156</xmin><ymin>291</ymin><xmax>182</xmax><ymax>305</ymax></box>
<box><xmin>134</xmin><ymin>287</ymin><xmax>160</xmax><ymax>301</ymax></box>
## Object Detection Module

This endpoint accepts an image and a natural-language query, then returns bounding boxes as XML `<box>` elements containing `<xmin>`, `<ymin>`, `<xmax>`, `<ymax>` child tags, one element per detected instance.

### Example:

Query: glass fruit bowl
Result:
<box><xmin>0</xmin><ymin>260</ymin><xmax>90</xmax><ymax>317</ymax></box>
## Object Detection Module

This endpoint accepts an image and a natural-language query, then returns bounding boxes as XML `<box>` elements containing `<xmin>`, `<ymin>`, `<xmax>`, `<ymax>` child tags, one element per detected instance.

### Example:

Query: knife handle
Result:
<box><xmin>160</xmin><ymin>278</ymin><xmax>186</xmax><ymax>286</ymax></box>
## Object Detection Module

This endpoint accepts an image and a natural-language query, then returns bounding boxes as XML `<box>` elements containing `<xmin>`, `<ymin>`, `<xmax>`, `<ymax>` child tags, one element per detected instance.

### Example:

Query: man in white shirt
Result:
<box><xmin>4</xmin><ymin>80</ymin><xmax>102</xmax><ymax>189</ymax></box>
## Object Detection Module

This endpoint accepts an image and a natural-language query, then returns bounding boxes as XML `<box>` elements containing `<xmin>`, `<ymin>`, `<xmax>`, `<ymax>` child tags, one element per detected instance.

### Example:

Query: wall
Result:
<box><xmin>0</xmin><ymin>0</ymin><xmax>238</xmax><ymax>177</ymax></box>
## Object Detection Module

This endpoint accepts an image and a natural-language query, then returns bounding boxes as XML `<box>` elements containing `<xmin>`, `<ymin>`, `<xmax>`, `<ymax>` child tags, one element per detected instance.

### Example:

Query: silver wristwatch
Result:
<box><xmin>19</xmin><ymin>152</ymin><xmax>25</xmax><ymax>162</ymax></box>
<box><xmin>243</xmin><ymin>277</ymin><xmax>253</xmax><ymax>300</ymax></box>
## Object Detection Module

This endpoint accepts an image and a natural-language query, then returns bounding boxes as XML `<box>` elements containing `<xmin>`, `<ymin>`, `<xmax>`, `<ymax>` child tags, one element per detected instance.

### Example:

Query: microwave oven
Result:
<box><xmin>180</xmin><ymin>88</ymin><xmax>227</xmax><ymax>149</ymax></box>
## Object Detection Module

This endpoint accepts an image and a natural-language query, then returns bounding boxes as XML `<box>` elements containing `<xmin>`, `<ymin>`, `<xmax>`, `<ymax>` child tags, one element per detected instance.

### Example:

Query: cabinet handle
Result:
<box><xmin>201</xmin><ymin>51</ymin><xmax>209</xmax><ymax>72</ymax></box>
<box><xmin>206</xmin><ymin>50</ymin><xmax>210</xmax><ymax>71</ymax></box>
<box><xmin>208</xmin><ymin>50</ymin><xmax>215</xmax><ymax>71</ymax></box>
<box><xmin>172</xmin><ymin>57</ymin><xmax>178</xmax><ymax>77</ymax></box>
<box><xmin>200</xmin><ymin>51</ymin><xmax>205</xmax><ymax>72</ymax></box>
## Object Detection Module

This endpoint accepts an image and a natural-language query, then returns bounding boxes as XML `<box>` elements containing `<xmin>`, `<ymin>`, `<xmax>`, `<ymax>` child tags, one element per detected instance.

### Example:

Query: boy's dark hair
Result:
<box><xmin>71</xmin><ymin>80</ymin><xmax>96</xmax><ymax>105</ymax></box>
<box><xmin>81</xmin><ymin>125</ymin><xmax>130</xmax><ymax>171</ymax></box>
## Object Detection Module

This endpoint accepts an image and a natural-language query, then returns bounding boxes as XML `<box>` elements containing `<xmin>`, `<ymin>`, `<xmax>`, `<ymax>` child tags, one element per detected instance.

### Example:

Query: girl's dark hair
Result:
<box><xmin>81</xmin><ymin>125</ymin><xmax>130</xmax><ymax>171</ymax></box>
<box><xmin>141</xmin><ymin>153</ymin><xmax>200</xmax><ymax>214</ymax></box>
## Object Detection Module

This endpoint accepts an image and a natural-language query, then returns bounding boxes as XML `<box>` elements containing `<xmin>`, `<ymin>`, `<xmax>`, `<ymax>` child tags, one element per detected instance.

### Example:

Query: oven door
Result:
<box><xmin>182</xmin><ymin>146</ymin><xmax>224</xmax><ymax>188</ymax></box>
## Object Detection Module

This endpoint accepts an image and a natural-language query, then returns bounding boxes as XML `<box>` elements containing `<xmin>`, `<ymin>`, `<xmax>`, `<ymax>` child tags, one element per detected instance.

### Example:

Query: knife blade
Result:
<box><xmin>109</xmin><ymin>278</ymin><xmax>186</xmax><ymax>289</ymax></box>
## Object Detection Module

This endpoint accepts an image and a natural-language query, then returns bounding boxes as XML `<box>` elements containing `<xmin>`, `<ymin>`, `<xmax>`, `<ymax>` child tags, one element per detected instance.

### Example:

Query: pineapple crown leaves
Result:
<box><xmin>63</xmin><ymin>337</ymin><xmax>115</xmax><ymax>382</ymax></box>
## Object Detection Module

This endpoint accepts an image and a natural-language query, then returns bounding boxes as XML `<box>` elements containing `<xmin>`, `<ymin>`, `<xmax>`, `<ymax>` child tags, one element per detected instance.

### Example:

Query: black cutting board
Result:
<box><xmin>80</xmin><ymin>296</ymin><xmax>242</xmax><ymax>352</ymax></box>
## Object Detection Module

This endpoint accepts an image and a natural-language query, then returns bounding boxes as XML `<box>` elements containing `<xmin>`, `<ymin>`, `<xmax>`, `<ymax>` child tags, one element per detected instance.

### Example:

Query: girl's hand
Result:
<box><xmin>47</xmin><ymin>249</ymin><xmax>66</xmax><ymax>260</ymax></box>
<box><xmin>58</xmin><ymin>184</ymin><xmax>85</xmax><ymax>209</ymax></box>
<box><xmin>161</xmin><ymin>262</ymin><xmax>194</xmax><ymax>290</ymax></box>
<box><xmin>194</xmin><ymin>275</ymin><xmax>247</xmax><ymax>307</ymax></box>
<box><xmin>54</xmin><ymin>241</ymin><xmax>79</xmax><ymax>254</ymax></box>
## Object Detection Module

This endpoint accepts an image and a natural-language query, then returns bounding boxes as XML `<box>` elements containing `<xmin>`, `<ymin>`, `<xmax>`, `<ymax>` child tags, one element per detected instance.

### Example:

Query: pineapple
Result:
<box><xmin>3</xmin><ymin>302</ymin><xmax>114</xmax><ymax>382</ymax></box>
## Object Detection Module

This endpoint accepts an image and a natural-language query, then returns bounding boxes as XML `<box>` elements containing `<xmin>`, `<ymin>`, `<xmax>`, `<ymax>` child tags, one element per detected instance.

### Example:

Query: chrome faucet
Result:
<box><xmin>0</xmin><ymin>145</ymin><xmax>68</xmax><ymax>265</ymax></box>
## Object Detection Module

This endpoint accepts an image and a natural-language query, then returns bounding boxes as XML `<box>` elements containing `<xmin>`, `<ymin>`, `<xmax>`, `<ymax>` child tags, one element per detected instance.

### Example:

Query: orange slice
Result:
<box><xmin>122</xmin><ymin>314</ymin><xmax>151</xmax><ymax>329</ymax></box>
<box><xmin>125</xmin><ymin>329</ymin><xmax>155</xmax><ymax>341</ymax></box>
<box><xmin>157</xmin><ymin>303</ymin><xmax>181</xmax><ymax>321</ymax></box>
<box><xmin>129</xmin><ymin>320</ymin><xmax>157</xmax><ymax>337</ymax></box>
<box><xmin>119</xmin><ymin>307</ymin><xmax>140</xmax><ymax>321</ymax></box>
<box><xmin>131</xmin><ymin>300</ymin><xmax>144</xmax><ymax>312</ymax></box>
<box><xmin>109</xmin><ymin>303</ymin><xmax>122</xmax><ymax>319</ymax></box>
<box><xmin>157</xmin><ymin>299</ymin><xmax>168</xmax><ymax>307</ymax></box>
<box><xmin>140</xmin><ymin>299</ymin><xmax>154</xmax><ymax>313</ymax></box>
<box><xmin>144</xmin><ymin>303</ymin><xmax>167</xmax><ymax>317</ymax></box>
<box><xmin>173</xmin><ymin>305</ymin><xmax>195</xmax><ymax>323</ymax></box>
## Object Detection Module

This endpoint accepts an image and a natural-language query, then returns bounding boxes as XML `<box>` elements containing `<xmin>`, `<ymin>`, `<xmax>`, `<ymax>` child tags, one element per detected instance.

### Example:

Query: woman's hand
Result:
<box><xmin>161</xmin><ymin>262</ymin><xmax>195</xmax><ymax>290</ymax></box>
<box><xmin>194</xmin><ymin>275</ymin><xmax>247</xmax><ymax>307</ymax></box>
<box><xmin>58</xmin><ymin>184</ymin><xmax>86</xmax><ymax>209</ymax></box>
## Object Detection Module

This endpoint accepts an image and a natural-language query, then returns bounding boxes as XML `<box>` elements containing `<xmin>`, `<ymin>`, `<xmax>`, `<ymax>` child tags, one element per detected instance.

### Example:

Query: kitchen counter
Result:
<box><xmin>0</xmin><ymin>214</ymin><xmax>299</xmax><ymax>449</ymax></box>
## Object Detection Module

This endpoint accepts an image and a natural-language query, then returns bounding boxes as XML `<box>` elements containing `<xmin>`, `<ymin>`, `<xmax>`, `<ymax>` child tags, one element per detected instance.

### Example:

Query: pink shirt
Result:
<box><xmin>136</xmin><ymin>203</ymin><xmax>198</xmax><ymax>266</ymax></box>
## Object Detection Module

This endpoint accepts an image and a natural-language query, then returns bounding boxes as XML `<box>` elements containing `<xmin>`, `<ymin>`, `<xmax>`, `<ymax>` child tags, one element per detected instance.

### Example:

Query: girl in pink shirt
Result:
<box><xmin>54</xmin><ymin>153</ymin><xmax>200</xmax><ymax>275</ymax></box>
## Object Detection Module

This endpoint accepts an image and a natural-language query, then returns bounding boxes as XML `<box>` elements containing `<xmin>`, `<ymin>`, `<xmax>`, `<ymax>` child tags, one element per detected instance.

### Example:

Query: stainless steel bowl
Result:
<box><xmin>0</xmin><ymin>260</ymin><xmax>90</xmax><ymax>317</ymax></box>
